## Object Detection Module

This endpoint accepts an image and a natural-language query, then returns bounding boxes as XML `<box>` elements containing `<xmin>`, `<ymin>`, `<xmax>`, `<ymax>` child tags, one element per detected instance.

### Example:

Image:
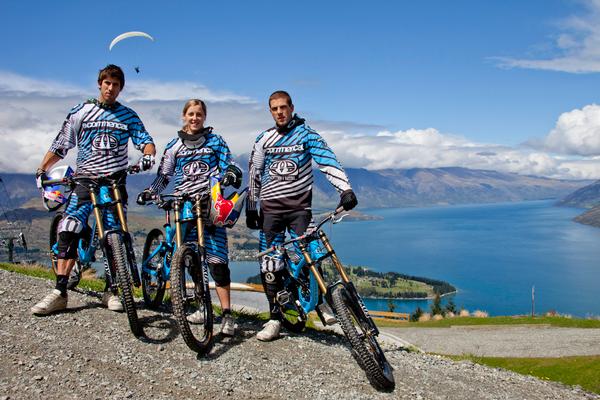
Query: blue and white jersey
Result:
<box><xmin>49</xmin><ymin>99</ymin><xmax>154</xmax><ymax>176</ymax></box>
<box><xmin>248</xmin><ymin>115</ymin><xmax>352</xmax><ymax>214</ymax></box>
<box><xmin>149</xmin><ymin>128</ymin><xmax>235</xmax><ymax>196</ymax></box>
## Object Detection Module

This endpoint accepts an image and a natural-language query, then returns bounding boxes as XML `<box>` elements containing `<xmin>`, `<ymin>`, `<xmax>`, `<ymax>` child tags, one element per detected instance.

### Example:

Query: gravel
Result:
<box><xmin>1</xmin><ymin>269</ymin><xmax>598</xmax><ymax>400</ymax></box>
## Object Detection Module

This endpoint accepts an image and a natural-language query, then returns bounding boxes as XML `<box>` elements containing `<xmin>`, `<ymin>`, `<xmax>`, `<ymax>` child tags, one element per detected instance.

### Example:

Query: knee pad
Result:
<box><xmin>208</xmin><ymin>263</ymin><xmax>231</xmax><ymax>287</ymax></box>
<box><xmin>261</xmin><ymin>253</ymin><xmax>285</xmax><ymax>273</ymax></box>
<box><xmin>261</xmin><ymin>270</ymin><xmax>287</xmax><ymax>299</ymax></box>
<box><xmin>59</xmin><ymin>216</ymin><xmax>83</xmax><ymax>234</ymax></box>
<box><xmin>57</xmin><ymin>231</ymin><xmax>79</xmax><ymax>259</ymax></box>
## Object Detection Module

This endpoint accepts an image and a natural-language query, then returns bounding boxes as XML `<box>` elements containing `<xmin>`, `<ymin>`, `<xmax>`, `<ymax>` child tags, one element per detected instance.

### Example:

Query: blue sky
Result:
<box><xmin>2</xmin><ymin>0</ymin><xmax>600</xmax><ymax>178</ymax></box>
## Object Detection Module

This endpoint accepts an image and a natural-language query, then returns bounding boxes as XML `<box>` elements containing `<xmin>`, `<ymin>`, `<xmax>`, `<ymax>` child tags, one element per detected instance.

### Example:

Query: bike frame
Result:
<box><xmin>142</xmin><ymin>194</ymin><xmax>208</xmax><ymax>284</ymax></box>
<box><xmin>263</xmin><ymin>210</ymin><xmax>380</xmax><ymax>336</ymax></box>
<box><xmin>45</xmin><ymin>175</ymin><xmax>141</xmax><ymax>290</ymax></box>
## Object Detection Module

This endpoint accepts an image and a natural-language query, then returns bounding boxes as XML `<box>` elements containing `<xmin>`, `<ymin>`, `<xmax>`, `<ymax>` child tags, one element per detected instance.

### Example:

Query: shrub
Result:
<box><xmin>459</xmin><ymin>309</ymin><xmax>470</xmax><ymax>317</ymax></box>
<box><xmin>472</xmin><ymin>310</ymin><xmax>488</xmax><ymax>318</ymax></box>
<box><xmin>410</xmin><ymin>307</ymin><xmax>423</xmax><ymax>322</ymax></box>
<box><xmin>432</xmin><ymin>314</ymin><xmax>444</xmax><ymax>321</ymax></box>
<box><xmin>446</xmin><ymin>311</ymin><xmax>455</xmax><ymax>318</ymax></box>
<box><xmin>418</xmin><ymin>312</ymin><xmax>431</xmax><ymax>322</ymax></box>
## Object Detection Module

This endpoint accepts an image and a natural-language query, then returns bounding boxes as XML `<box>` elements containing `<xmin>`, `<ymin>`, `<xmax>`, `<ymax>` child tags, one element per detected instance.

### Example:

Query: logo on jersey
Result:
<box><xmin>265</xmin><ymin>144</ymin><xmax>304</xmax><ymax>154</ymax></box>
<box><xmin>92</xmin><ymin>134</ymin><xmax>119</xmax><ymax>150</ymax></box>
<box><xmin>269</xmin><ymin>160</ymin><xmax>298</xmax><ymax>181</ymax></box>
<box><xmin>183</xmin><ymin>161</ymin><xmax>210</xmax><ymax>180</ymax></box>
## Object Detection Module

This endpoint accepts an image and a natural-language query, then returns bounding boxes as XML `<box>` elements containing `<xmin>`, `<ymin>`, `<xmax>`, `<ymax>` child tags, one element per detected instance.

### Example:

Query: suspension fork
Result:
<box><xmin>319</xmin><ymin>231</ymin><xmax>350</xmax><ymax>283</ymax></box>
<box><xmin>298</xmin><ymin>241</ymin><xmax>328</xmax><ymax>295</ymax></box>
<box><xmin>90</xmin><ymin>188</ymin><xmax>115</xmax><ymax>290</ymax></box>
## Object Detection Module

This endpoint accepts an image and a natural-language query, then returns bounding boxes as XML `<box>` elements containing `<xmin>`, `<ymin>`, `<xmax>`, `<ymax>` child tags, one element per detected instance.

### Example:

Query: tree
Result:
<box><xmin>445</xmin><ymin>298</ymin><xmax>457</xmax><ymax>314</ymax></box>
<box><xmin>387</xmin><ymin>299</ymin><xmax>396</xmax><ymax>313</ymax></box>
<box><xmin>430</xmin><ymin>293</ymin><xmax>443</xmax><ymax>316</ymax></box>
<box><xmin>410</xmin><ymin>307</ymin><xmax>423</xmax><ymax>322</ymax></box>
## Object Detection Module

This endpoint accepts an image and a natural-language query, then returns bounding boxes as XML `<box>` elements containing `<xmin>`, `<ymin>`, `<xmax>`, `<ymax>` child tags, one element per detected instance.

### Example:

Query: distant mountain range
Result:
<box><xmin>555</xmin><ymin>180</ymin><xmax>600</xmax><ymax>228</ymax></box>
<box><xmin>0</xmin><ymin>165</ymin><xmax>591</xmax><ymax>212</ymax></box>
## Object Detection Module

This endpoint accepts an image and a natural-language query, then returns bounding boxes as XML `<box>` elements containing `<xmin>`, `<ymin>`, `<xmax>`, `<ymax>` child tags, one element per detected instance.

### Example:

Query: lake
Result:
<box><xmin>232</xmin><ymin>200</ymin><xmax>600</xmax><ymax>317</ymax></box>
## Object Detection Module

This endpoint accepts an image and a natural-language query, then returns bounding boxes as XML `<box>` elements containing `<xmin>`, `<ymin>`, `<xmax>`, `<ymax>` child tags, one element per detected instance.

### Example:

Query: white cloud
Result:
<box><xmin>495</xmin><ymin>0</ymin><xmax>600</xmax><ymax>73</ymax></box>
<box><xmin>2</xmin><ymin>70</ymin><xmax>600</xmax><ymax>179</ymax></box>
<box><xmin>534</xmin><ymin>104</ymin><xmax>600</xmax><ymax>156</ymax></box>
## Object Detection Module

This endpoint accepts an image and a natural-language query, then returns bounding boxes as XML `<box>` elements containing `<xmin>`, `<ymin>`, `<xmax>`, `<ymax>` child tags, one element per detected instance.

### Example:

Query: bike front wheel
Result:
<box><xmin>170</xmin><ymin>243</ymin><xmax>214</xmax><ymax>355</ymax></box>
<box><xmin>331</xmin><ymin>285</ymin><xmax>395</xmax><ymax>391</ymax></box>
<box><xmin>107</xmin><ymin>232</ymin><xmax>143</xmax><ymax>337</ymax></box>
<box><xmin>141</xmin><ymin>228</ymin><xmax>167</xmax><ymax>309</ymax></box>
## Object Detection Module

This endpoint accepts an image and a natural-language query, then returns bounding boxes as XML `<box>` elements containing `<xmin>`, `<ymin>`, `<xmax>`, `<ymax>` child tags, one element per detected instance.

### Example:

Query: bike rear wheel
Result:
<box><xmin>107</xmin><ymin>232</ymin><xmax>143</xmax><ymax>337</ymax></box>
<box><xmin>141</xmin><ymin>228</ymin><xmax>167</xmax><ymax>309</ymax></box>
<box><xmin>170</xmin><ymin>243</ymin><xmax>214</xmax><ymax>355</ymax></box>
<box><xmin>331</xmin><ymin>285</ymin><xmax>395</xmax><ymax>391</ymax></box>
<box><xmin>49</xmin><ymin>212</ymin><xmax>85</xmax><ymax>290</ymax></box>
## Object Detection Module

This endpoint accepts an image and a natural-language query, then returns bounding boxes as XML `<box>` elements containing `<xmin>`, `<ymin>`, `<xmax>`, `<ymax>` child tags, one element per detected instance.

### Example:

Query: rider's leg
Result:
<box><xmin>205</xmin><ymin>226</ymin><xmax>236</xmax><ymax>336</ymax></box>
<box><xmin>31</xmin><ymin>197</ymin><xmax>87</xmax><ymax>315</ymax></box>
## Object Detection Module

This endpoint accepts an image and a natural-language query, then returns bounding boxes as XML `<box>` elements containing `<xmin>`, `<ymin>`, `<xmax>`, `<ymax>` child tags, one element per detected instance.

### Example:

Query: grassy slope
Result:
<box><xmin>450</xmin><ymin>355</ymin><xmax>600</xmax><ymax>395</ymax></box>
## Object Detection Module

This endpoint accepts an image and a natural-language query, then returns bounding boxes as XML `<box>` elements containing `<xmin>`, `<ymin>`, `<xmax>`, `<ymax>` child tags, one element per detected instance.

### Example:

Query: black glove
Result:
<box><xmin>246</xmin><ymin>209</ymin><xmax>262</xmax><ymax>230</ymax></box>
<box><xmin>139</xmin><ymin>154</ymin><xmax>155</xmax><ymax>171</ymax></box>
<box><xmin>136</xmin><ymin>189</ymin><xmax>154</xmax><ymax>205</ymax></box>
<box><xmin>35</xmin><ymin>168</ymin><xmax>48</xmax><ymax>190</ymax></box>
<box><xmin>222</xmin><ymin>165</ymin><xmax>242</xmax><ymax>189</ymax></box>
<box><xmin>338</xmin><ymin>189</ymin><xmax>358</xmax><ymax>211</ymax></box>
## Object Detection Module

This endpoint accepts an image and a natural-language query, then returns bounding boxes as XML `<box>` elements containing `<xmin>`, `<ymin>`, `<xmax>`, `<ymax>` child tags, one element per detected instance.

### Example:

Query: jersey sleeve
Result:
<box><xmin>247</xmin><ymin>134</ymin><xmax>266</xmax><ymax>211</ymax></box>
<box><xmin>48</xmin><ymin>105</ymin><xmax>83</xmax><ymax>158</ymax></box>
<box><xmin>306</xmin><ymin>130</ymin><xmax>352</xmax><ymax>193</ymax></box>
<box><xmin>215</xmin><ymin>135</ymin><xmax>235</xmax><ymax>172</ymax></box>
<box><xmin>148</xmin><ymin>139</ymin><xmax>177</xmax><ymax>194</ymax></box>
<box><xmin>127</xmin><ymin>109</ymin><xmax>154</xmax><ymax>150</ymax></box>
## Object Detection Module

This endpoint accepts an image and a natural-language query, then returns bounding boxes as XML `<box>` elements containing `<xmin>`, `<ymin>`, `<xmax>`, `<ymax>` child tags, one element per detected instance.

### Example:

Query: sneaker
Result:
<box><xmin>318</xmin><ymin>303</ymin><xmax>337</xmax><ymax>325</ymax></box>
<box><xmin>256</xmin><ymin>319</ymin><xmax>281</xmax><ymax>341</ymax></box>
<box><xmin>102</xmin><ymin>292</ymin><xmax>124</xmax><ymax>312</ymax></box>
<box><xmin>31</xmin><ymin>289</ymin><xmax>67</xmax><ymax>315</ymax></box>
<box><xmin>187</xmin><ymin>310</ymin><xmax>204</xmax><ymax>324</ymax></box>
<box><xmin>220</xmin><ymin>314</ymin><xmax>236</xmax><ymax>337</ymax></box>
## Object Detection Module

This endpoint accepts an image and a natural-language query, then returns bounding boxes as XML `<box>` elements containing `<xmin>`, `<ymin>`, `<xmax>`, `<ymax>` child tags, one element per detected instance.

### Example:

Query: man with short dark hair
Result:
<box><xmin>32</xmin><ymin>64</ymin><xmax>156</xmax><ymax>315</ymax></box>
<box><xmin>247</xmin><ymin>90</ymin><xmax>357</xmax><ymax>341</ymax></box>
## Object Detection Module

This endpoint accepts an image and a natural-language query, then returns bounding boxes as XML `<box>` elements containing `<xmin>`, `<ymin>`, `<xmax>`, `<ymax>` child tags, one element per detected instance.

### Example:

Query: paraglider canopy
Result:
<box><xmin>109</xmin><ymin>31</ymin><xmax>154</xmax><ymax>51</ymax></box>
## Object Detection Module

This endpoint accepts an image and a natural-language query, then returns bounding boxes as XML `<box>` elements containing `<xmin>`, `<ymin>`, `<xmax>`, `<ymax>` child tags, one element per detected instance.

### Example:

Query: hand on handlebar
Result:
<box><xmin>35</xmin><ymin>168</ymin><xmax>48</xmax><ymax>190</ymax></box>
<box><xmin>138</xmin><ymin>154</ymin><xmax>155</xmax><ymax>171</ymax></box>
<box><xmin>136</xmin><ymin>189</ymin><xmax>155</xmax><ymax>205</ymax></box>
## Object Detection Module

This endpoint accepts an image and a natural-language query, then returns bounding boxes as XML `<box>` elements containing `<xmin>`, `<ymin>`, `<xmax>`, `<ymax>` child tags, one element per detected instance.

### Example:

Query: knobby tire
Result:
<box><xmin>331</xmin><ymin>285</ymin><xmax>395</xmax><ymax>391</ymax></box>
<box><xmin>170</xmin><ymin>244</ymin><xmax>214</xmax><ymax>355</ymax></box>
<box><xmin>141</xmin><ymin>228</ymin><xmax>166</xmax><ymax>309</ymax></box>
<box><xmin>107</xmin><ymin>232</ymin><xmax>143</xmax><ymax>337</ymax></box>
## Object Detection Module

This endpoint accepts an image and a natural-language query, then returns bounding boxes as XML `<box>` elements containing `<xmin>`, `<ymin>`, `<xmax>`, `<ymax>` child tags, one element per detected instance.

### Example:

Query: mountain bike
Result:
<box><xmin>43</xmin><ymin>166</ymin><xmax>144</xmax><ymax>337</ymax></box>
<box><xmin>258</xmin><ymin>208</ymin><xmax>395</xmax><ymax>391</ymax></box>
<box><xmin>139</xmin><ymin>192</ymin><xmax>214</xmax><ymax>355</ymax></box>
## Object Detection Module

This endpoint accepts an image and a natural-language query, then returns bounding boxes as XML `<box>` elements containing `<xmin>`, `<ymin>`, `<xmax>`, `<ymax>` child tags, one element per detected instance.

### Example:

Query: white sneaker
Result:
<box><xmin>31</xmin><ymin>289</ymin><xmax>67</xmax><ymax>315</ymax></box>
<box><xmin>102</xmin><ymin>292</ymin><xmax>123</xmax><ymax>312</ymax></box>
<box><xmin>256</xmin><ymin>319</ymin><xmax>281</xmax><ymax>342</ymax></box>
<box><xmin>220</xmin><ymin>314</ymin><xmax>236</xmax><ymax>337</ymax></box>
<box><xmin>318</xmin><ymin>303</ymin><xmax>337</xmax><ymax>325</ymax></box>
<box><xmin>187</xmin><ymin>310</ymin><xmax>204</xmax><ymax>324</ymax></box>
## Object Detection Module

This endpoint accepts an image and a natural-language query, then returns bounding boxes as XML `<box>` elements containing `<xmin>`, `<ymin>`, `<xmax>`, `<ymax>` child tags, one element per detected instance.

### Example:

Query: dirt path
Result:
<box><xmin>1</xmin><ymin>270</ymin><xmax>598</xmax><ymax>400</ymax></box>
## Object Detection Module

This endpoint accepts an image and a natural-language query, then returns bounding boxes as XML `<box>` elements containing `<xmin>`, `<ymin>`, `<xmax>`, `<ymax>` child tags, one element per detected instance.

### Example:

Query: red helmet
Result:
<box><xmin>208</xmin><ymin>176</ymin><xmax>247</xmax><ymax>228</ymax></box>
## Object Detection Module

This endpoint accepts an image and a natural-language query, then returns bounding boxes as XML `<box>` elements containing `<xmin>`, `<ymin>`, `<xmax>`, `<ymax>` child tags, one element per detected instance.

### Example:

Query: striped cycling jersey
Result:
<box><xmin>148</xmin><ymin>129</ymin><xmax>236</xmax><ymax>197</ymax></box>
<box><xmin>49</xmin><ymin>99</ymin><xmax>154</xmax><ymax>175</ymax></box>
<box><xmin>247</xmin><ymin>115</ymin><xmax>352</xmax><ymax>214</ymax></box>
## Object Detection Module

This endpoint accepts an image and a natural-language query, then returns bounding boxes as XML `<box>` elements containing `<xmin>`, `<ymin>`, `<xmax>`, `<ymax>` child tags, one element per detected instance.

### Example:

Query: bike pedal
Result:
<box><xmin>276</xmin><ymin>290</ymin><xmax>291</xmax><ymax>306</ymax></box>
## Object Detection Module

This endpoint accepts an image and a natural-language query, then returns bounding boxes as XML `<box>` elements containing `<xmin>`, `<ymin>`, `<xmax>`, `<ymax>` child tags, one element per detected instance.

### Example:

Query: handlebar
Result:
<box><xmin>41</xmin><ymin>164</ymin><xmax>142</xmax><ymax>188</ymax></box>
<box><xmin>256</xmin><ymin>206</ymin><xmax>347</xmax><ymax>258</ymax></box>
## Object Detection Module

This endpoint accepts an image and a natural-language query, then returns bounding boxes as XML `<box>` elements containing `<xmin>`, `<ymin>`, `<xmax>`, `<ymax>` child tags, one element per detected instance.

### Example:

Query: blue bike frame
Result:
<box><xmin>141</xmin><ymin>200</ymin><xmax>195</xmax><ymax>282</ymax></box>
